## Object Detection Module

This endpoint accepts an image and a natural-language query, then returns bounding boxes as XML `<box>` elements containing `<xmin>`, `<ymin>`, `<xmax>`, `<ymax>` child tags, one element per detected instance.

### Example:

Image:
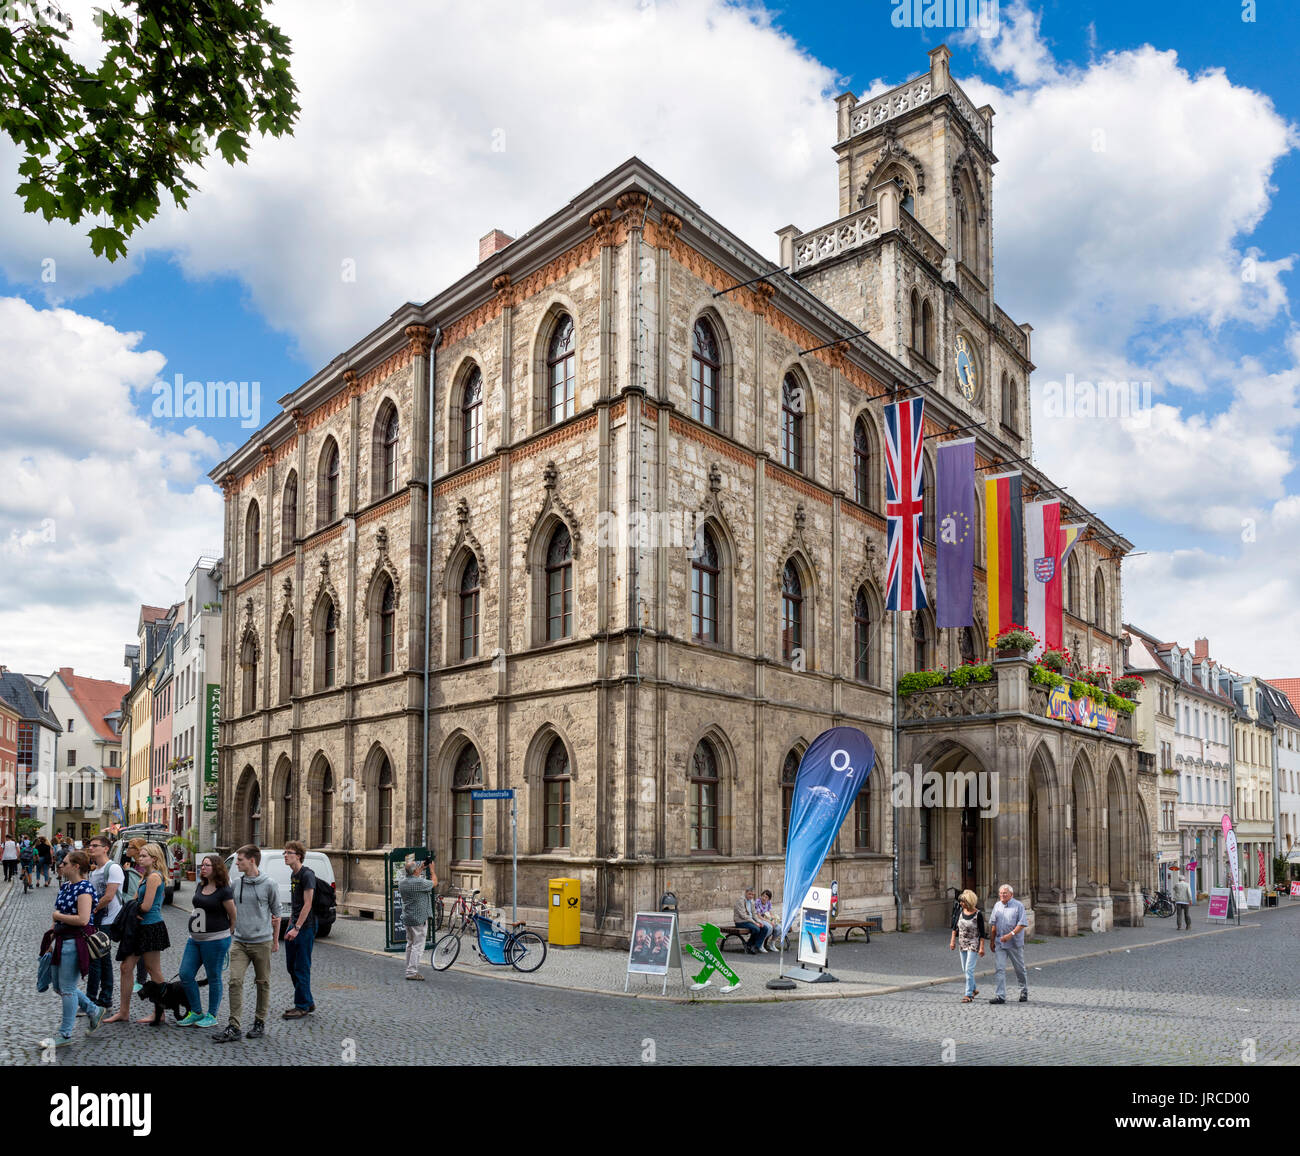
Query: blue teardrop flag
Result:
<box><xmin>779</xmin><ymin>726</ymin><xmax>876</xmax><ymax>943</ymax></box>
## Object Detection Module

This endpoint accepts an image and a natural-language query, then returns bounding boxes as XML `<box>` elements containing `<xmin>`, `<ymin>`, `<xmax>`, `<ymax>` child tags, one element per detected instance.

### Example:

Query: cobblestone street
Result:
<box><xmin>2</xmin><ymin>879</ymin><xmax>1297</xmax><ymax>1067</ymax></box>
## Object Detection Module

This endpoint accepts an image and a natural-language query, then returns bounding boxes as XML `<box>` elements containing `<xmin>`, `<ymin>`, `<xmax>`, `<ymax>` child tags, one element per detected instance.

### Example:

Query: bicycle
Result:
<box><xmin>1141</xmin><ymin>887</ymin><xmax>1174</xmax><ymax>918</ymax></box>
<box><xmin>444</xmin><ymin>888</ymin><xmax>491</xmax><ymax>935</ymax></box>
<box><xmin>430</xmin><ymin>910</ymin><xmax>547</xmax><ymax>973</ymax></box>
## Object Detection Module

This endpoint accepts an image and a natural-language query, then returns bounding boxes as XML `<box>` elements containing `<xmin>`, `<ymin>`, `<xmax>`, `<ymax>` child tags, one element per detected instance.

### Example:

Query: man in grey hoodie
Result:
<box><xmin>213</xmin><ymin>844</ymin><xmax>281</xmax><ymax>1043</ymax></box>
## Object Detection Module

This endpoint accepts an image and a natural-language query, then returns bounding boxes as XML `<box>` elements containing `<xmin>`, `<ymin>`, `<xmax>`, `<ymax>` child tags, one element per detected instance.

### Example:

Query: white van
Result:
<box><xmin>221</xmin><ymin>849</ymin><xmax>337</xmax><ymax>938</ymax></box>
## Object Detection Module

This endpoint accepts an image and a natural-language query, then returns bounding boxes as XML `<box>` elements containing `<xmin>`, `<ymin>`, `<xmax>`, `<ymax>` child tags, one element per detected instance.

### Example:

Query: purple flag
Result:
<box><xmin>936</xmin><ymin>438</ymin><xmax>975</xmax><ymax>628</ymax></box>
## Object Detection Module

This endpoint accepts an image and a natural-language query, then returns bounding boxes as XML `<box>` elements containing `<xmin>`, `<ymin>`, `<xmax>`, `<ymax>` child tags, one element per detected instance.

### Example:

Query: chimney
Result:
<box><xmin>60</xmin><ymin>666</ymin><xmax>74</xmax><ymax>681</ymax></box>
<box><xmin>1194</xmin><ymin>637</ymin><xmax>1209</xmax><ymax>660</ymax></box>
<box><xmin>478</xmin><ymin>229</ymin><xmax>514</xmax><ymax>264</ymax></box>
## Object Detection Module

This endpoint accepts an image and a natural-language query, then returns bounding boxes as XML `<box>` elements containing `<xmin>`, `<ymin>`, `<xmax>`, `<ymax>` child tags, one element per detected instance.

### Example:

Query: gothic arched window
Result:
<box><xmin>460</xmin><ymin>557</ymin><xmax>480</xmax><ymax>660</ymax></box>
<box><xmin>452</xmin><ymin>746</ymin><xmax>484</xmax><ymax>862</ymax></box>
<box><xmin>545</xmin><ymin>525</ymin><xmax>573</xmax><ymax>641</ymax></box>
<box><xmin>781</xmin><ymin>560</ymin><xmax>803</xmax><ymax>661</ymax></box>
<box><xmin>547</xmin><ymin>315</ymin><xmax>576</xmax><ymax>425</ymax></box>
<box><xmin>690</xmin><ymin>740</ymin><xmax>719</xmax><ymax>852</ymax></box>
<box><xmin>691</xmin><ymin>318</ymin><xmax>720</xmax><ymax>429</ymax></box>
<box><xmin>691</xmin><ymin>528</ymin><xmax>719</xmax><ymax>643</ymax></box>
<box><xmin>462</xmin><ymin>367</ymin><xmax>483</xmax><ymax>465</ymax></box>
<box><xmin>781</xmin><ymin>373</ymin><xmax>803</xmax><ymax>472</ymax></box>
<box><xmin>853</xmin><ymin>416</ymin><xmax>871</xmax><ymax>507</ymax></box>
<box><xmin>543</xmin><ymin>739</ymin><xmax>571</xmax><ymax>849</ymax></box>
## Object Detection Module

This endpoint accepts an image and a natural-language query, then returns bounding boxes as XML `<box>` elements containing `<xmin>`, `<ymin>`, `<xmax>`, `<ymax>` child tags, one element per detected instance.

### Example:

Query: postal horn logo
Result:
<box><xmin>1034</xmin><ymin>556</ymin><xmax>1055</xmax><ymax>582</ymax></box>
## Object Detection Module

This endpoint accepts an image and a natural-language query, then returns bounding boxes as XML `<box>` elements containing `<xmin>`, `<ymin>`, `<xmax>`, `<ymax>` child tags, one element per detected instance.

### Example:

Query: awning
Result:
<box><xmin>1285</xmin><ymin>849</ymin><xmax>1300</xmax><ymax>863</ymax></box>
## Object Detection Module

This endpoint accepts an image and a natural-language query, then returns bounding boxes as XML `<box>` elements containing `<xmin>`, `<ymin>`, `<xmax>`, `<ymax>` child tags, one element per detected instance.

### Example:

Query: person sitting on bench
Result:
<box><xmin>732</xmin><ymin>888</ymin><xmax>770</xmax><ymax>954</ymax></box>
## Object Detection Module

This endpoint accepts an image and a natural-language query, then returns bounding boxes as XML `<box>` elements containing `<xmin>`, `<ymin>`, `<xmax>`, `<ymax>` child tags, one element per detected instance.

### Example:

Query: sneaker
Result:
<box><xmin>53</xmin><ymin>1034</ymin><xmax>73</xmax><ymax>1047</ymax></box>
<box><xmin>132</xmin><ymin>983</ymin><xmax>142</xmax><ymax>994</ymax></box>
<box><xmin>194</xmin><ymin>1014</ymin><xmax>219</xmax><ymax>1028</ymax></box>
<box><xmin>1019</xmin><ymin>992</ymin><xmax>1029</xmax><ymax>1003</ymax></box>
<box><xmin>87</xmin><ymin>1006</ymin><xmax>104</xmax><ymax>1033</ymax></box>
<box><xmin>246</xmin><ymin>1020</ymin><xmax>265</xmax><ymax>1039</ymax></box>
<box><xmin>988</xmin><ymin>996</ymin><xmax>1006</xmax><ymax>1004</ymax></box>
<box><xmin>212</xmin><ymin>1024</ymin><xmax>242</xmax><ymax>1043</ymax></box>
<box><xmin>176</xmin><ymin>1012</ymin><xmax>202</xmax><ymax>1027</ymax></box>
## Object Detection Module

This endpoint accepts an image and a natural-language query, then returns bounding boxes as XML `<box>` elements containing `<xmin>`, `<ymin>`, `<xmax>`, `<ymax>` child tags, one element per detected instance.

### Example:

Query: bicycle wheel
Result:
<box><xmin>433</xmin><ymin>897</ymin><xmax>444</xmax><ymax>932</ymax></box>
<box><xmin>506</xmin><ymin>930</ymin><xmax>547</xmax><ymax>973</ymax></box>
<box><xmin>430</xmin><ymin>933</ymin><xmax>460</xmax><ymax>971</ymax></box>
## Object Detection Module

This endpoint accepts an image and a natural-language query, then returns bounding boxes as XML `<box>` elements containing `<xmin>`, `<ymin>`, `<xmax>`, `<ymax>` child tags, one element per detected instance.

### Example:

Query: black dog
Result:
<box><xmin>137</xmin><ymin>977</ymin><xmax>207</xmax><ymax>1025</ymax></box>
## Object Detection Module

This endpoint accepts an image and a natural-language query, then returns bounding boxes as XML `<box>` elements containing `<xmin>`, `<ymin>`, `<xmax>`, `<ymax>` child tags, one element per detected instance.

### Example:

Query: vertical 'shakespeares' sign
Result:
<box><xmin>203</xmin><ymin>685</ymin><xmax>220</xmax><ymax>812</ymax></box>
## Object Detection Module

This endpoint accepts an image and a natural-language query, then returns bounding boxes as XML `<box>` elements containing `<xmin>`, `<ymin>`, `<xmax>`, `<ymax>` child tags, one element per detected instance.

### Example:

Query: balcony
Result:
<box><xmin>900</xmin><ymin>676</ymin><xmax>998</xmax><ymax>722</ymax></box>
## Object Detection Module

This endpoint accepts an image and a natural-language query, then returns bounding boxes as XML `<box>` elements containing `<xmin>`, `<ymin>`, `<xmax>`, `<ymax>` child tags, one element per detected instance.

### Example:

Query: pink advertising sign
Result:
<box><xmin>1207</xmin><ymin>891</ymin><xmax>1230</xmax><ymax>919</ymax></box>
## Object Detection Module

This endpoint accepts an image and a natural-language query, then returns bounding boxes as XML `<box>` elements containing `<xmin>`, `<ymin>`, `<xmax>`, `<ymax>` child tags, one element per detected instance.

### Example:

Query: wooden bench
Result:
<box><xmin>718</xmin><ymin>924</ymin><xmax>789</xmax><ymax>953</ymax></box>
<box><xmin>828</xmin><ymin>914</ymin><xmax>883</xmax><ymax>943</ymax></box>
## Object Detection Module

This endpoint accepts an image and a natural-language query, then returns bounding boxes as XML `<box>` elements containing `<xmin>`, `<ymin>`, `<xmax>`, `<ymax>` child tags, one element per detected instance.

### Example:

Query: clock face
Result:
<box><xmin>954</xmin><ymin>334</ymin><xmax>977</xmax><ymax>401</ymax></box>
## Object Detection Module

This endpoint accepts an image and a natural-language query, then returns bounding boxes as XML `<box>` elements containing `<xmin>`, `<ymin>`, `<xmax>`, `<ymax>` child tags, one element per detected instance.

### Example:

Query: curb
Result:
<box><xmin>306</xmin><ymin>908</ymin><xmax>1279</xmax><ymax>1004</ymax></box>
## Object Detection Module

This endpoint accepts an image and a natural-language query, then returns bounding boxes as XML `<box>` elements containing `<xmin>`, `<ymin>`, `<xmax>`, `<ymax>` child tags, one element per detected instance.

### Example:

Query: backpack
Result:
<box><xmin>311</xmin><ymin>877</ymin><xmax>336</xmax><ymax>921</ymax></box>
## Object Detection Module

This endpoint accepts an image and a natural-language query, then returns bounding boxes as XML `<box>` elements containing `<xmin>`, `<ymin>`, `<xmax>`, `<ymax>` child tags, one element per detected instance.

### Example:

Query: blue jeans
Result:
<box><xmin>734</xmin><ymin>920</ymin><xmax>769</xmax><ymax>950</ymax></box>
<box><xmin>86</xmin><ymin>948</ymin><xmax>114</xmax><ymax>1007</ymax></box>
<box><xmin>53</xmin><ymin>945</ymin><xmax>96</xmax><ymax>1038</ymax></box>
<box><xmin>36</xmin><ymin>862</ymin><xmax>50</xmax><ymax>883</ymax></box>
<box><xmin>959</xmin><ymin>948</ymin><xmax>979</xmax><ymax>996</ymax></box>
<box><xmin>180</xmin><ymin>937</ymin><xmax>231</xmax><ymax>1017</ymax></box>
<box><xmin>284</xmin><ymin>922</ymin><xmax>315</xmax><ymax>1010</ymax></box>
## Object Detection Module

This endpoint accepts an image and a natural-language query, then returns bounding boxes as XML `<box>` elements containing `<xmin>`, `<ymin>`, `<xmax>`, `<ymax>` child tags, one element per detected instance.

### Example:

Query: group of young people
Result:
<box><xmin>40</xmin><ymin>836</ymin><xmax>321</xmax><ymax>1047</ymax></box>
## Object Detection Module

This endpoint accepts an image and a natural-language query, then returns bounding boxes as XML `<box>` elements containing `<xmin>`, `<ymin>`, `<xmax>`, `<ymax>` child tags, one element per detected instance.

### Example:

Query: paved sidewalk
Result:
<box><xmin>197</xmin><ymin>886</ymin><xmax>1296</xmax><ymax>1003</ymax></box>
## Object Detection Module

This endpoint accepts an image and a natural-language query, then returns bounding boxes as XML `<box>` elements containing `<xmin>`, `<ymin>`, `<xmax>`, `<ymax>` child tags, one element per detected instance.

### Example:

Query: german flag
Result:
<box><xmin>984</xmin><ymin>472</ymin><xmax>1024</xmax><ymax>649</ymax></box>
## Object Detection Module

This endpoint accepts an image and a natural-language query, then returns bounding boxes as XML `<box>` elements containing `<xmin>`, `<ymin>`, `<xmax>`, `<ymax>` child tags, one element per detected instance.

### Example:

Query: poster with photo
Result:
<box><xmin>797</xmin><ymin>885</ymin><xmax>832</xmax><ymax>969</ymax></box>
<box><xmin>627</xmin><ymin>912</ymin><xmax>677</xmax><ymax>974</ymax></box>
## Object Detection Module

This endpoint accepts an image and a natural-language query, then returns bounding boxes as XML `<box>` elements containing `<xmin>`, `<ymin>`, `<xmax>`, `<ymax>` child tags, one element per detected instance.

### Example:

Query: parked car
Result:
<box><xmin>108</xmin><ymin>823</ymin><xmax>179</xmax><ymax>906</ymax></box>
<box><xmin>222</xmin><ymin>848</ymin><xmax>336</xmax><ymax>938</ymax></box>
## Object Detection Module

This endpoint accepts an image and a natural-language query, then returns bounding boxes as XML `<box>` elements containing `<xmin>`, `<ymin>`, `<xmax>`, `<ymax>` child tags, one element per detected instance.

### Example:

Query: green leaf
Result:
<box><xmin>88</xmin><ymin>224</ymin><xmax>127</xmax><ymax>261</ymax></box>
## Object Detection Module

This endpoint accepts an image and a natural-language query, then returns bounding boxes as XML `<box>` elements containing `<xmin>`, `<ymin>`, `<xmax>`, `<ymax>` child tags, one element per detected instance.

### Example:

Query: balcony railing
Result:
<box><xmin>792</xmin><ymin>203</ymin><xmax>880</xmax><ymax>272</ymax></box>
<box><xmin>900</xmin><ymin>678</ymin><xmax>999</xmax><ymax>722</ymax></box>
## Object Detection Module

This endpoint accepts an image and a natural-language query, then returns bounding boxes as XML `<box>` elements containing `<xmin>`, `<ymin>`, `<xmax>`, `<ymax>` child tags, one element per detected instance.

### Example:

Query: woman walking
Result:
<box><xmin>34</xmin><ymin>836</ymin><xmax>53</xmax><ymax>887</ymax></box>
<box><xmin>42</xmin><ymin>850</ymin><xmax>104</xmax><ymax>1044</ymax></box>
<box><xmin>177</xmin><ymin>854</ymin><xmax>236</xmax><ymax>1028</ymax></box>
<box><xmin>103</xmin><ymin>842</ymin><xmax>171</xmax><ymax>1024</ymax></box>
<box><xmin>948</xmin><ymin>889</ymin><xmax>986</xmax><ymax>1003</ymax></box>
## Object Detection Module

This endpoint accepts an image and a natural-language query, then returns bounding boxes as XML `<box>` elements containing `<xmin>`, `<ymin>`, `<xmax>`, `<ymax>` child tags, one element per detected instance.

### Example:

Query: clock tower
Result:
<box><xmin>778</xmin><ymin>44</ymin><xmax>1033</xmax><ymax>458</ymax></box>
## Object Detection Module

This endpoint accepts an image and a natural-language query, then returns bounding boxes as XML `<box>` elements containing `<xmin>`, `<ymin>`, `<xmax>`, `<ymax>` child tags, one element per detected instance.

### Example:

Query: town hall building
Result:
<box><xmin>211</xmin><ymin>45</ymin><xmax>1146</xmax><ymax>938</ymax></box>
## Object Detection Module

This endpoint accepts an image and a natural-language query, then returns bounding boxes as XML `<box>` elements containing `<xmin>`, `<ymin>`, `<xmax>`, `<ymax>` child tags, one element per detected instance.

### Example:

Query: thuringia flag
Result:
<box><xmin>884</xmin><ymin>397</ymin><xmax>927</xmax><ymax>612</ymax></box>
<box><xmin>1025</xmin><ymin>499</ymin><xmax>1086</xmax><ymax>659</ymax></box>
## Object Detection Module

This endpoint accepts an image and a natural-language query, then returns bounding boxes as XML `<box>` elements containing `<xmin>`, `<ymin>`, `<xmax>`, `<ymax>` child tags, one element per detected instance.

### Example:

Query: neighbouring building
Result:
<box><xmin>42</xmin><ymin>667</ymin><xmax>129</xmax><ymax>843</ymax></box>
<box><xmin>1228</xmin><ymin>674</ymin><xmax>1275</xmax><ymax>891</ymax></box>
<box><xmin>121</xmin><ymin>605</ymin><xmax>173</xmax><ymax>824</ymax></box>
<box><xmin>1123</xmin><ymin>624</ymin><xmax>1179</xmax><ymax>890</ymax></box>
<box><xmin>210</xmin><ymin>45</ymin><xmax>1141</xmax><ymax>938</ymax></box>
<box><xmin>0</xmin><ymin>696</ymin><xmax>17</xmax><ymax>835</ymax></box>
<box><xmin>0</xmin><ymin>668</ymin><xmax>61</xmax><ymax>835</ymax></box>
<box><xmin>1258</xmin><ymin>680</ymin><xmax>1299</xmax><ymax>883</ymax></box>
<box><xmin>169</xmin><ymin>557</ymin><xmax>224</xmax><ymax>845</ymax></box>
<box><xmin>149</xmin><ymin>614</ymin><xmax>179</xmax><ymax>827</ymax></box>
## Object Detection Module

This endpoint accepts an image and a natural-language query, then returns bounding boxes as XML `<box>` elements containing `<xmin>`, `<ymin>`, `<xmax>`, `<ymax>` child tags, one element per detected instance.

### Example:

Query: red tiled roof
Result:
<box><xmin>56</xmin><ymin>669</ymin><xmax>129</xmax><ymax>743</ymax></box>
<box><xmin>1267</xmin><ymin>678</ymin><xmax>1300</xmax><ymax>716</ymax></box>
<box><xmin>140</xmin><ymin>605</ymin><xmax>169</xmax><ymax>623</ymax></box>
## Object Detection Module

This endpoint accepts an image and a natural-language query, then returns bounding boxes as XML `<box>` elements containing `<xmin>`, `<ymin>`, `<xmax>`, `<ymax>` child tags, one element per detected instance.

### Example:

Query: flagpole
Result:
<box><xmin>892</xmin><ymin>610</ymin><xmax>900</xmax><ymax>933</ymax></box>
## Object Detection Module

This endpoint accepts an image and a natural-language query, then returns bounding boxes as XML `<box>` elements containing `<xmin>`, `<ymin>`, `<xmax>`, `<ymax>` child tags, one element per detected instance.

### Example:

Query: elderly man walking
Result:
<box><xmin>1171</xmin><ymin>869</ymin><xmax>1193</xmax><ymax>930</ymax></box>
<box><xmin>988</xmin><ymin>883</ymin><xmax>1029</xmax><ymax>1004</ymax></box>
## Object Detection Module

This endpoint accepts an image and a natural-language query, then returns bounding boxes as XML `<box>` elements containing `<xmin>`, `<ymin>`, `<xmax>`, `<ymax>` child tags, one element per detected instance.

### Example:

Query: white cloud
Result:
<box><xmin>0</xmin><ymin>297</ymin><xmax>223</xmax><ymax>680</ymax></box>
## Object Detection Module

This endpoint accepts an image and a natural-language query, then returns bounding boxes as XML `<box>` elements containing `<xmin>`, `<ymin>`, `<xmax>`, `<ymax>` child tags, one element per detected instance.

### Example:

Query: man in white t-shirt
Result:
<box><xmin>1</xmin><ymin>835</ymin><xmax>17</xmax><ymax>883</ymax></box>
<box><xmin>86</xmin><ymin>834</ymin><xmax>124</xmax><ymax>1010</ymax></box>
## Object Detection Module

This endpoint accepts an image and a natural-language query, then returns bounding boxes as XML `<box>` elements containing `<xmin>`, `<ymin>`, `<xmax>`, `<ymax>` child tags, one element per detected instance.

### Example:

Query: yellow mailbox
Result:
<box><xmin>548</xmin><ymin>877</ymin><xmax>581</xmax><ymax>946</ymax></box>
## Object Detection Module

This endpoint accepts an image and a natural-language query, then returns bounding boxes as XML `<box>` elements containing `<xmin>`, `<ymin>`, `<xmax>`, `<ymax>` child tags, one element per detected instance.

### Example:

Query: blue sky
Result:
<box><xmin>1</xmin><ymin>0</ymin><xmax>1297</xmax><ymax>678</ymax></box>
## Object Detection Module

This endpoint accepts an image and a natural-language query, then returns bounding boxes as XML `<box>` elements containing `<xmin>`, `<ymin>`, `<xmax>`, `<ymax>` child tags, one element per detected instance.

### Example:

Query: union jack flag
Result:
<box><xmin>884</xmin><ymin>397</ymin><xmax>928</xmax><ymax>611</ymax></box>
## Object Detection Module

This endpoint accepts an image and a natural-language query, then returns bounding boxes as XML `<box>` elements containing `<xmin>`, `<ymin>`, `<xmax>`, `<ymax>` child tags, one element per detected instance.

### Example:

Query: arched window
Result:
<box><xmin>379</xmin><ymin>578</ymin><xmax>396</xmax><ymax>674</ymax></box>
<box><xmin>922</xmin><ymin>454</ymin><xmax>935</xmax><ymax>542</ymax></box>
<box><xmin>547</xmin><ymin>314</ymin><xmax>576</xmax><ymax>425</ymax></box>
<box><xmin>278</xmin><ymin>616</ymin><xmax>294</xmax><ymax>703</ymax></box>
<box><xmin>919</xmin><ymin>802</ymin><xmax>932</xmax><ymax>863</ymax></box>
<box><xmin>545</xmin><ymin>525</ymin><xmax>573</xmax><ymax>641</ymax></box>
<box><xmin>781</xmin><ymin>560</ymin><xmax>803</xmax><ymax>661</ymax></box>
<box><xmin>375</xmin><ymin>756</ymin><xmax>393</xmax><ymax>847</ymax></box>
<box><xmin>955</xmin><ymin>189</ymin><xmax>970</xmax><ymax>267</ymax></box>
<box><xmin>280</xmin><ymin>766</ymin><xmax>295</xmax><ymax>843</ymax></box>
<box><xmin>460</xmin><ymin>557</ymin><xmax>480</xmax><ymax>660</ymax></box>
<box><xmin>910</xmin><ymin>289</ymin><xmax>921</xmax><ymax>351</ymax></box>
<box><xmin>281</xmin><ymin>472</ymin><xmax>298</xmax><ymax>553</ymax></box>
<box><xmin>691</xmin><ymin>318</ymin><xmax>720</xmax><ymax>429</ymax></box>
<box><xmin>960</xmin><ymin>625</ymin><xmax>977</xmax><ymax>663</ymax></box>
<box><xmin>781</xmin><ymin>373</ymin><xmax>803</xmax><ymax>472</ymax></box>
<box><xmin>1001</xmin><ymin>372</ymin><xmax>1016</xmax><ymax>429</ymax></box>
<box><xmin>690</xmin><ymin>741</ymin><xmax>719</xmax><ymax>852</ymax></box>
<box><xmin>315</xmin><ymin>599</ymin><xmax>337</xmax><ymax>690</ymax></box>
<box><xmin>543</xmin><ymin>738</ymin><xmax>570</xmax><ymax>849</ymax></box>
<box><xmin>248</xmin><ymin>780</ymin><xmax>261</xmax><ymax>847</ymax></box>
<box><xmin>244</xmin><ymin>502</ymin><xmax>260</xmax><ymax>577</ymax></box>
<box><xmin>855</xmin><ymin>781</ymin><xmax>871</xmax><ymax>849</ymax></box>
<box><xmin>375</xmin><ymin>403</ymin><xmax>399</xmax><ymax>498</ymax></box>
<box><xmin>241</xmin><ymin>635</ymin><xmax>257</xmax><ymax>714</ymax></box>
<box><xmin>1067</xmin><ymin>553</ymin><xmax>1080</xmax><ymax>616</ymax></box>
<box><xmin>1094</xmin><ymin>569</ymin><xmax>1106</xmax><ymax>632</ymax></box>
<box><xmin>462</xmin><ymin>367</ymin><xmax>483</xmax><ymax>465</ymax></box>
<box><xmin>781</xmin><ymin>749</ymin><xmax>800</xmax><ymax>847</ymax></box>
<box><xmin>912</xmin><ymin>611</ymin><xmax>929</xmax><ymax>671</ymax></box>
<box><xmin>691</xmin><ymin>527</ymin><xmax>719</xmax><ymax>643</ymax></box>
<box><xmin>314</xmin><ymin>764</ymin><xmax>334</xmax><ymax>847</ymax></box>
<box><xmin>452</xmin><ymin>746</ymin><xmax>483</xmax><ymax>861</ymax></box>
<box><xmin>921</xmin><ymin>299</ymin><xmax>934</xmax><ymax>362</ymax></box>
<box><xmin>318</xmin><ymin>439</ymin><xmax>340</xmax><ymax>527</ymax></box>
<box><xmin>853</xmin><ymin>416</ymin><xmax>872</xmax><ymax>507</ymax></box>
<box><xmin>854</xmin><ymin>586</ymin><xmax>874</xmax><ymax>683</ymax></box>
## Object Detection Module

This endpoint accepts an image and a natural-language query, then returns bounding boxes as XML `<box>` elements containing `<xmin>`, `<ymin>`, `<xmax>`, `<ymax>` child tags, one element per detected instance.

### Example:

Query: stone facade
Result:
<box><xmin>211</xmin><ymin>47</ymin><xmax>1141</xmax><ymax>939</ymax></box>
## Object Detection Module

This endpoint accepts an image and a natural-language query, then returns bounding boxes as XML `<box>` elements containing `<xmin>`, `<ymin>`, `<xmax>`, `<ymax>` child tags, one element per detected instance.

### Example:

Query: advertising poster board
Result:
<box><xmin>384</xmin><ymin>845</ymin><xmax>431</xmax><ymax>952</ymax></box>
<box><xmin>1246</xmin><ymin>888</ymin><xmax>1262</xmax><ymax>909</ymax></box>
<box><xmin>1207</xmin><ymin>887</ymin><xmax>1231</xmax><ymax>922</ymax></box>
<box><xmin>627</xmin><ymin>912</ymin><xmax>677</xmax><ymax>975</ymax></box>
<box><xmin>1290</xmin><ymin>882</ymin><xmax>1300</xmax><ymax>898</ymax></box>
<box><xmin>797</xmin><ymin>885</ymin><xmax>832</xmax><ymax>970</ymax></box>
